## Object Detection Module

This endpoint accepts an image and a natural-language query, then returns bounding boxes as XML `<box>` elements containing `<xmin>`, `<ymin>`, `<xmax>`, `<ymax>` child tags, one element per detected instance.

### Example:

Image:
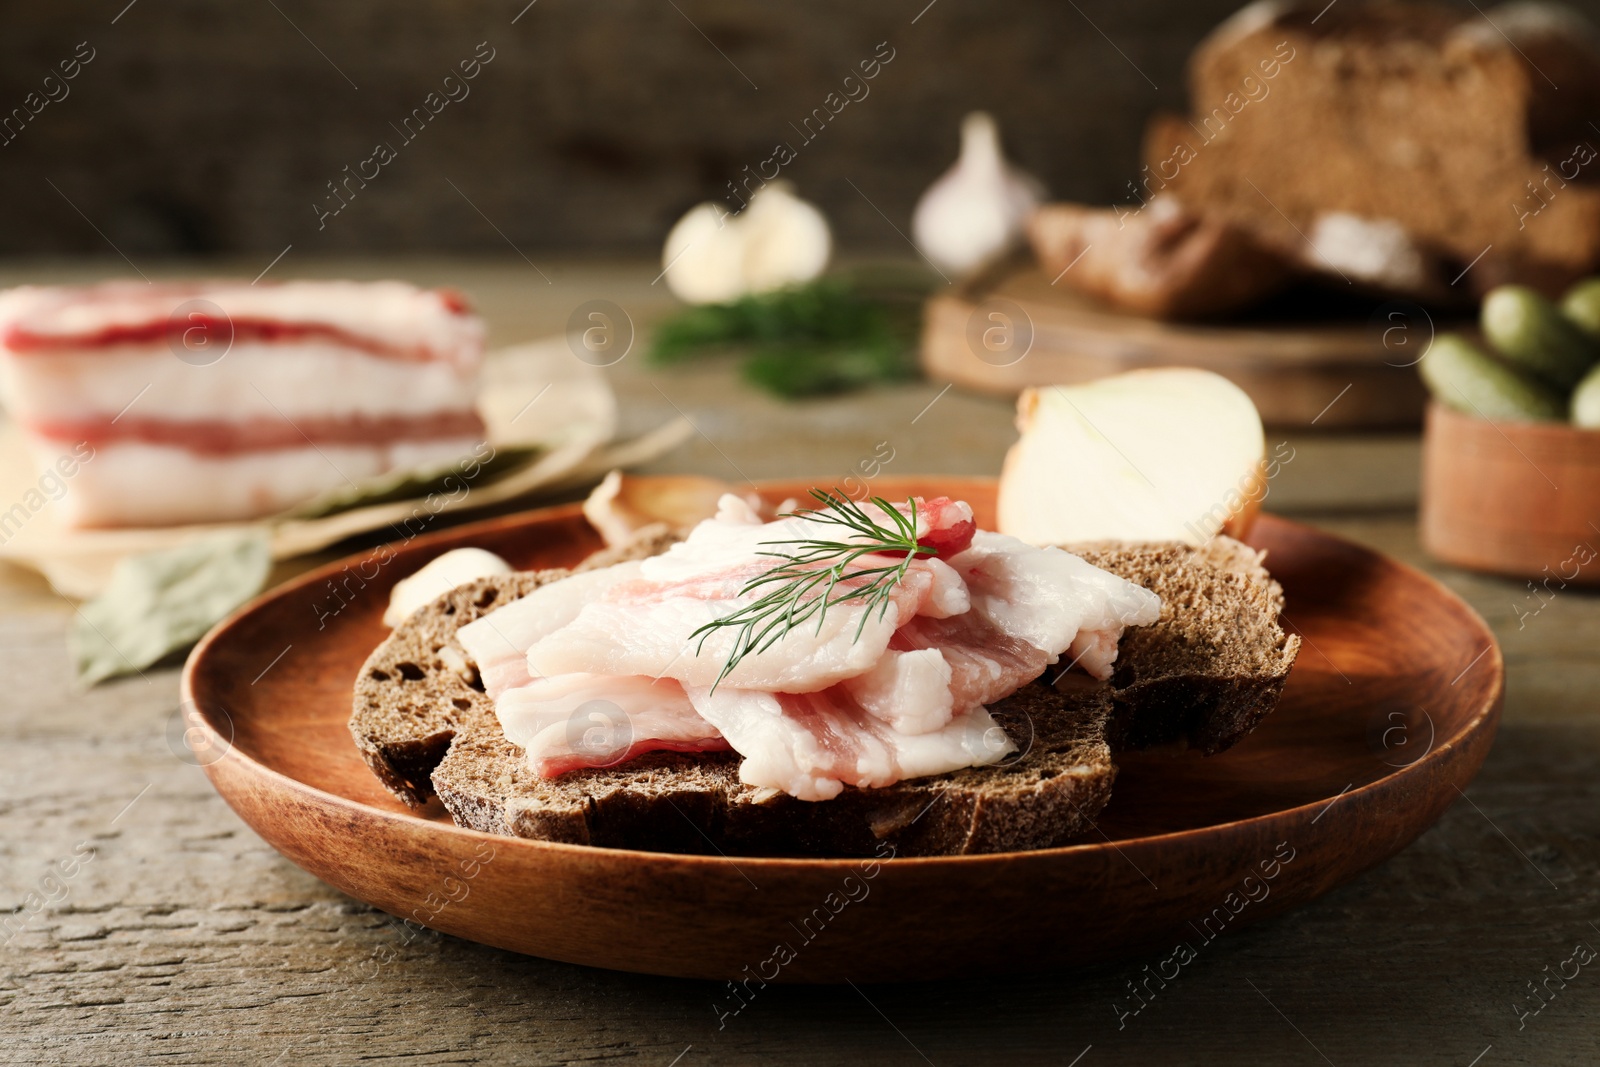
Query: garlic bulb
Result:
<box><xmin>383</xmin><ymin>547</ymin><xmax>512</xmax><ymax>628</ymax></box>
<box><xmin>912</xmin><ymin>112</ymin><xmax>1045</xmax><ymax>278</ymax></box>
<box><xmin>662</xmin><ymin>182</ymin><xmax>831</xmax><ymax>305</ymax></box>
<box><xmin>660</xmin><ymin>204</ymin><xmax>747</xmax><ymax>305</ymax></box>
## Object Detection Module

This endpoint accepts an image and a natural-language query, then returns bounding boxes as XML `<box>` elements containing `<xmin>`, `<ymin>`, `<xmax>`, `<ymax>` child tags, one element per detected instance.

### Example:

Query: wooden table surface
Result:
<box><xmin>2</xmin><ymin>261</ymin><xmax>1596</xmax><ymax>1066</ymax></box>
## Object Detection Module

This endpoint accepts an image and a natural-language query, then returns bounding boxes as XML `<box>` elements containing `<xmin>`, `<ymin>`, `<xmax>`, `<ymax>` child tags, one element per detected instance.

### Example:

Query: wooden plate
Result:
<box><xmin>920</xmin><ymin>263</ymin><xmax>1432</xmax><ymax>429</ymax></box>
<box><xmin>181</xmin><ymin>477</ymin><xmax>1502</xmax><ymax>983</ymax></box>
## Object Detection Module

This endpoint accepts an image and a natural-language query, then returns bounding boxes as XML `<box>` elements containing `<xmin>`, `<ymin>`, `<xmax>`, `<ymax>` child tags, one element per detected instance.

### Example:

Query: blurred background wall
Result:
<box><xmin>7</xmin><ymin>0</ymin><xmax>1600</xmax><ymax>259</ymax></box>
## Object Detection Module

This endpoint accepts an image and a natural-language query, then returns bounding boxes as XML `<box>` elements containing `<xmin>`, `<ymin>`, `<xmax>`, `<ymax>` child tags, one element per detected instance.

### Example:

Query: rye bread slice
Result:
<box><xmin>348</xmin><ymin>527</ymin><xmax>681</xmax><ymax>806</ymax></box>
<box><xmin>351</xmin><ymin>529</ymin><xmax>1118</xmax><ymax>856</ymax></box>
<box><xmin>350</xmin><ymin>532</ymin><xmax>1297</xmax><ymax>856</ymax></box>
<box><xmin>1069</xmin><ymin>537</ymin><xmax>1301</xmax><ymax>755</ymax></box>
<box><xmin>429</xmin><ymin>680</ymin><xmax>1116</xmax><ymax>857</ymax></box>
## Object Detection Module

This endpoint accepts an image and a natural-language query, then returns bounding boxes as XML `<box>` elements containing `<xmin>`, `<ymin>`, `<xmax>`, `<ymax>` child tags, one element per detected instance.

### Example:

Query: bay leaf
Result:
<box><xmin>71</xmin><ymin>532</ymin><xmax>272</xmax><ymax>685</ymax></box>
<box><xmin>285</xmin><ymin>445</ymin><xmax>542</xmax><ymax>520</ymax></box>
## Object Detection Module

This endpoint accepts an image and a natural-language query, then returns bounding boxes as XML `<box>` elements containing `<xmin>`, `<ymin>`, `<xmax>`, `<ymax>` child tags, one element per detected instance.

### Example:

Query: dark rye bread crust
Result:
<box><xmin>1071</xmin><ymin>538</ymin><xmax>1301</xmax><ymax>755</ymax></box>
<box><xmin>349</xmin><ymin>527</ymin><xmax>683</xmax><ymax>807</ymax></box>
<box><xmin>351</xmin><ymin>532</ymin><xmax>1295</xmax><ymax>856</ymax></box>
<box><xmin>431</xmin><ymin>682</ymin><xmax>1115</xmax><ymax>858</ymax></box>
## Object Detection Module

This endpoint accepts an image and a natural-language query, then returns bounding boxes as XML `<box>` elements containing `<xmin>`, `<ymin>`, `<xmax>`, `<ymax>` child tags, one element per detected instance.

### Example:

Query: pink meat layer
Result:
<box><xmin>27</xmin><ymin>409</ymin><xmax>486</xmax><ymax>453</ymax></box>
<box><xmin>0</xmin><ymin>280</ymin><xmax>481</xmax><ymax>364</ymax></box>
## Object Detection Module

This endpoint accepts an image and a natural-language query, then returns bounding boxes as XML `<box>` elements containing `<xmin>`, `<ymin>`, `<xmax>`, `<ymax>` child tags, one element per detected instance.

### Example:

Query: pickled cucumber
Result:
<box><xmin>1418</xmin><ymin>333</ymin><xmax>1565</xmax><ymax>422</ymax></box>
<box><xmin>1481</xmin><ymin>285</ymin><xmax>1599</xmax><ymax>390</ymax></box>
<box><xmin>1560</xmin><ymin>277</ymin><xmax>1600</xmax><ymax>342</ymax></box>
<box><xmin>1573</xmin><ymin>362</ymin><xmax>1600</xmax><ymax>428</ymax></box>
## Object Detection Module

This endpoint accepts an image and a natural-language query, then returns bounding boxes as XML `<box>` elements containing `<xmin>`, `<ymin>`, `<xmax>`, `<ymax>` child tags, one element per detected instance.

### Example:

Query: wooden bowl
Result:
<box><xmin>182</xmin><ymin>477</ymin><xmax>1503</xmax><ymax>983</ymax></box>
<box><xmin>1421</xmin><ymin>402</ymin><xmax>1600</xmax><ymax>584</ymax></box>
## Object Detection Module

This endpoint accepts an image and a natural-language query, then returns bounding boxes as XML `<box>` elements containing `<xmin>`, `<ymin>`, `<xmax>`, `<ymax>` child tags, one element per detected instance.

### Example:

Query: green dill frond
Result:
<box><xmin>688</xmin><ymin>490</ymin><xmax>933</xmax><ymax>691</ymax></box>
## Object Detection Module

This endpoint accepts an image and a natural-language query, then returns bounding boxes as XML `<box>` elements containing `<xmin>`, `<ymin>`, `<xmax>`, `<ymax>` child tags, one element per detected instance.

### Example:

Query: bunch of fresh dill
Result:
<box><xmin>648</xmin><ymin>269</ymin><xmax>934</xmax><ymax>397</ymax></box>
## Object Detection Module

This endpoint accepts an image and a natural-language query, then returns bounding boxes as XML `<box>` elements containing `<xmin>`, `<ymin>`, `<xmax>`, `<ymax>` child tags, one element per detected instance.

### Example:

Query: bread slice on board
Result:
<box><xmin>351</xmin><ymin>532</ymin><xmax>1297</xmax><ymax>856</ymax></box>
<box><xmin>1026</xmin><ymin>199</ymin><xmax>1293</xmax><ymax>319</ymax></box>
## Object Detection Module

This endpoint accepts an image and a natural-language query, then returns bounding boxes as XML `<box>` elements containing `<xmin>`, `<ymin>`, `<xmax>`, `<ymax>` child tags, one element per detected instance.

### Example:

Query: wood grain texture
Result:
<box><xmin>178</xmin><ymin>478</ymin><xmax>1500</xmax><ymax>983</ymax></box>
<box><xmin>1422</xmin><ymin>401</ymin><xmax>1600</xmax><ymax>585</ymax></box>
<box><xmin>919</xmin><ymin>263</ymin><xmax>1431</xmax><ymax>429</ymax></box>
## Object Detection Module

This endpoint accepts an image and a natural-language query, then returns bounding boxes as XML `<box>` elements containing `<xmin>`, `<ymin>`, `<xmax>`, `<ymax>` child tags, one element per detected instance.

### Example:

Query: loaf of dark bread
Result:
<box><xmin>351</xmin><ymin>533</ymin><xmax>1297</xmax><ymax>856</ymax></box>
<box><xmin>1143</xmin><ymin>0</ymin><xmax>1600</xmax><ymax>297</ymax></box>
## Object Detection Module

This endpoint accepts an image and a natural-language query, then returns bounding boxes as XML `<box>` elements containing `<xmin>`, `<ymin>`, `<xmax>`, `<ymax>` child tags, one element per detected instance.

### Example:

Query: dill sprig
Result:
<box><xmin>690</xmin><ymin>489</ymin><xmax>933</xmax><ymax>691</ymax></box>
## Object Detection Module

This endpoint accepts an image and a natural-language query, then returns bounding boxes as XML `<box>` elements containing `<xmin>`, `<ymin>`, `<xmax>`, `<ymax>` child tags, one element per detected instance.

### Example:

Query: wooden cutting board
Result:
<box><xmin>920</xmin><ymin>262</ymin><xmax>1433</xmax><ymax>429</ymax></box>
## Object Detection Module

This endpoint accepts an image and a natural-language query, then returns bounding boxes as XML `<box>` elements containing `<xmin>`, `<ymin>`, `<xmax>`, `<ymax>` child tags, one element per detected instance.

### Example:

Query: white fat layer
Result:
<box><xmin>527</xmin><ymin>494</ymin><xmax>933</xmax><ymax>691</ymax></box>
<box><xmin>919</xmin><ymin>556</ymin><xmax>970</xmax><ymax>618</ymax></box>
<box><xmin>840</xmin><ymin>648</ymin><xmax>955</xmax><ymax>735</ymax></box>
<box><xmin>686</xmin><ymin>684</ymin><xmax>1014</xmax><ymax>802</ymax></box>
<box><xmin>950</xmin><ymin>531</ymin><xmax>1162</xmax><ymax>670</ymax></box>
<box><xmin>526</xmin><ymin>591</ymin><xmax>906</xmax><ymax>693</ymax></box>
<box><xmin>495</xmin><ymin>673</ymin><xmax>718</xmax><ymax>768</ymax></box>
<box><xmin>632</xmin><ymin>493</ymin><xmax>782</xmax><ymax>583</ymax></box>
<box><xmin>1067</xmin><ymin>629</ymin><xmax>1124</xmax><ymax>682</ymax></box>
<box><xmin>23</xmin><ymin>436</ymin><xmax>480</xmax><ymax>527</ymax></box>
<box><xmin>456</xmin><ymin>562</ymin><xmax>645</xmax><ymax>698</ymax></box>
<box><xmin>0</xmin><ymin>342</ymin><xmax>480</xmax><ymax>425</ymax></box>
